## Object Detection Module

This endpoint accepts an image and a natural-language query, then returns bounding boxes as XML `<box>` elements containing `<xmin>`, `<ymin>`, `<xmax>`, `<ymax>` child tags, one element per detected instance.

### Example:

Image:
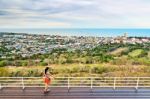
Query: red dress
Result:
<box><xmin>44</xmin><ymin>74</ymin><xmax>51</xmax><ymax>84</ymax></box>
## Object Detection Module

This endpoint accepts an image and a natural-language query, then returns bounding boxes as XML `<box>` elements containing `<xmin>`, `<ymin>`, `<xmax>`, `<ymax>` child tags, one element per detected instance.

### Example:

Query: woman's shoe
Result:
<box><xmin>47</xmin><ymin>89</ymin><xmax>50</xmax><ymax>92</ymax></box>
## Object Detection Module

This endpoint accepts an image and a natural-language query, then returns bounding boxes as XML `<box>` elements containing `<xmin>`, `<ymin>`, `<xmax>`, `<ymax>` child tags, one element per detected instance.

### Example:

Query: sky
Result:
<box><xmin>0</xmin><ymin>0</ymin><xmax>150</xmax><ymax>28</ymax></box>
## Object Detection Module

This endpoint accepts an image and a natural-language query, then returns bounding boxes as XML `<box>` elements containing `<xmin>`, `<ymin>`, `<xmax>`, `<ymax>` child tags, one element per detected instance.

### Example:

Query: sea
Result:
<box><xmin>0</xmin><ymin>28</ymin><xmax>150</xmax><ymax>37</ymax></box>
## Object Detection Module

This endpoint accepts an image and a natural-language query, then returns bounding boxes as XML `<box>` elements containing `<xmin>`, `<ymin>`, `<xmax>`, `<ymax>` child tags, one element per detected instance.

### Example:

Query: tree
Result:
<box><xmin>39</xmin><ymin>61</ymin><xmax>48</xmax><ymax>66</ymax></box>
<box><xmin>0</xmin><ymin>60</ymin><xmax>7</xmax><ymax>67</ymax></box>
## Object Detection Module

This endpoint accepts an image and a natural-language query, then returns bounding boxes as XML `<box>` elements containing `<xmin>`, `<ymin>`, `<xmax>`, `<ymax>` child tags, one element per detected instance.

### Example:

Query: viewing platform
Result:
<box><xmin>0</xmin><ymin>77</ymin><xmax>150</xmax><ymax>99</ymax></box>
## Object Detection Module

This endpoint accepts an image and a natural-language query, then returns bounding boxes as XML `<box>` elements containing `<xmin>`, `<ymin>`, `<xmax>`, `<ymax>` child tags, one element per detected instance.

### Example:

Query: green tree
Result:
<box><xmin>0</xmin><ymin>60</ymin><xmax>7</xmax><ymax>67</ymax></box>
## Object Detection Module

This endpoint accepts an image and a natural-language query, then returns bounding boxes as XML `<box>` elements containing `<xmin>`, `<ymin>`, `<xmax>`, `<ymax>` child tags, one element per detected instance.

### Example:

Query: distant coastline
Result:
<box><xmin>0</xmin><ymin>28</ymin><xmax>150</xmax><ymax>37</ymax></box>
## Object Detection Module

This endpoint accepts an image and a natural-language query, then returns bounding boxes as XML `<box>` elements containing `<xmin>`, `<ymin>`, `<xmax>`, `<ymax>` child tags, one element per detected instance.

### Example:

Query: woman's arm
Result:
<box><xmin>50</xmin><ymin>74</ymin><xmax>54</xmax><ymax>79</ymax></box>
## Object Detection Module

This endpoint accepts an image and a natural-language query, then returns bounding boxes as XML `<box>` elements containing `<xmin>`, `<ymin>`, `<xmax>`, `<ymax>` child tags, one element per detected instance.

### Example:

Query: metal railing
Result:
<box><xmin>0</xmin><ymin>77</ymin><xmax>150</xmax><ymax>90</ymax></box>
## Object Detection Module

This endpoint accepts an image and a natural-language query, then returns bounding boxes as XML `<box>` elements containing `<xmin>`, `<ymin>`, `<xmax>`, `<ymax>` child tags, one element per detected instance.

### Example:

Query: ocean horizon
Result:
<box><xmin>0</xmin><ymin>28</ymin><xmax>150</xmax><ymax>37</ymax></box>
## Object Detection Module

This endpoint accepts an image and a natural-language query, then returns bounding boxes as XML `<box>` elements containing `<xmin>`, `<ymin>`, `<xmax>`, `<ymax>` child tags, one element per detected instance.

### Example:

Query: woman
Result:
<box><xmin>43</xmin><ymin>67</ymin><xmax>52</xmax><ymax>93</ymax></box>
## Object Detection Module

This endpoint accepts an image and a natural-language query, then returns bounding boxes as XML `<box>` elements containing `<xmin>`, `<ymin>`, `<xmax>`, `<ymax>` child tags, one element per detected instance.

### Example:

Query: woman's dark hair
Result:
<box><xmin>45</xmin><ymin>67</ymin><xmax>49</xmax><ymax>74</ymax></box>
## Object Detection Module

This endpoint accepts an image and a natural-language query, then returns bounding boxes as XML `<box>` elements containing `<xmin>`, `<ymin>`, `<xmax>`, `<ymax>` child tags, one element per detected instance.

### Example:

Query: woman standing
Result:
<box><xmin>43</xmin><ymin>67</ymin><xmax>52</xmax><ymax>93</ymax></box>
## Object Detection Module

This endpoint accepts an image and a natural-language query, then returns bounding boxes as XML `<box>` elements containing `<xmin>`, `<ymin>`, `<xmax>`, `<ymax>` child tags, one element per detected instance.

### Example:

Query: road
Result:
<box><xmin>0</xmin><ymin>87</ymin><xmax>150</xmax><ymax>99</ymax></box>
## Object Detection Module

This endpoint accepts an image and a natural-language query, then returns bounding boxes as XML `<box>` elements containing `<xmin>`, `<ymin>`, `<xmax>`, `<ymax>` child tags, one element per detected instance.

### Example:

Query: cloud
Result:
<box><xmin>0</xmin><ymin>10</ymin><xmax>11</xmax><ymax>15</ymax></box>
<box><xmin>0</xmin><ymin>0</ymin><xmax>150</xmax><ymax>28</ymax></box>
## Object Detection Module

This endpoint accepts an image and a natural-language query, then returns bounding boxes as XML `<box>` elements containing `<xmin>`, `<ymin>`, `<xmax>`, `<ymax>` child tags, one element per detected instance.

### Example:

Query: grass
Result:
<box><xmin>109</xmin><ymin>47</ymin><xmax>128</xmax><ymax>56</ymax></box>
<box><xmin>128</xmin><ymin>49</ymin><xmax>143</xmax><ymax>57</ymax></box>
<box><xmin>148</xmin><ymin>51</ymin><xmax>150</xmax><ymax>58</ymax></box>
<box><xmin>1</xmin><ymin>63</ymin><xmax>149</xmax><ymax>77</ymax></box>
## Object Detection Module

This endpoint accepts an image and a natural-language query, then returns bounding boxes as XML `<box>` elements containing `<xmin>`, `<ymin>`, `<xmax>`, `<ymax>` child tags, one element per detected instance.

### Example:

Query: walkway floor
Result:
<box><xmin>0</xmin><ymin>87</ymin><xmax>150</xmax><ymax>99</ymax></box>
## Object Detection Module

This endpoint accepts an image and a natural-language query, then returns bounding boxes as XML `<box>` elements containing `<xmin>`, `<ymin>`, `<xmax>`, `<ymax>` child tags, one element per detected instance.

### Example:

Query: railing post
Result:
<box><xmin>91</xmin><ymin>78</ymin><xmax>93</xmax><ymax>89</ymax></box>
<box><xmin>113</xmin><ymin>77</ymin><xmax>116</xmax><ymax>90</ymax></box>
<box><xmin>22</xmin><ymin>77</ymin><xmax>25</xmax><ymax>90</ymax></box>
<box><xmin>0</xmin><ymin>83</ymin><xmax>2</xmax><ymax>90</ymax></box>
<box><xmin>68</xmin><ymin>77</ymin><xmax>70</xmax><ymax>92</ymax></box>
<box><xmin>136</xmin><ymin>77</ymin><xmax>140</xmax><ymax>91</ymax></box>
<box><xmin>90</xmin><ymin>78</ymin><xmax>93</xmax><ymax>92</ymax></box>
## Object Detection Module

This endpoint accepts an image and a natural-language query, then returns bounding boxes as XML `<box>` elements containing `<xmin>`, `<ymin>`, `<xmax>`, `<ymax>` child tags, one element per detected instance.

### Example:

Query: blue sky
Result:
<box><xmin>0</xmin><ymin>0</ymin><xmax>150</xmax><ymax>28</ymax></box>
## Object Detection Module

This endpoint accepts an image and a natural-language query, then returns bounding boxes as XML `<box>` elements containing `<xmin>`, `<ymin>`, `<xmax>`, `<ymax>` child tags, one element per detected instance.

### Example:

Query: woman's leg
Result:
<box><xmin>44</xmin><ymin>83</ymin><xmax>48</xmax><ymax>91</ymax></box>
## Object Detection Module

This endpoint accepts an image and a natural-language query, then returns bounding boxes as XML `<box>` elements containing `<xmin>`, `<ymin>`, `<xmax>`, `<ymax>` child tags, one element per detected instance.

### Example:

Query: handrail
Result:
<box><xmin>0</xmin><ymin>77</ymin><xmax>150</xmax><ymax>91</ymax></box>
